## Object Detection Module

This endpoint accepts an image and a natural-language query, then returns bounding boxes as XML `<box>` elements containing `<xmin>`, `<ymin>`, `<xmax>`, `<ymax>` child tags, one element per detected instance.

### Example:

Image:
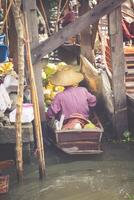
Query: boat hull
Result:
<box><xmin>48</xmin><ymin>113</ymin><xmax>104</xmax><ymax>155</ymax></box>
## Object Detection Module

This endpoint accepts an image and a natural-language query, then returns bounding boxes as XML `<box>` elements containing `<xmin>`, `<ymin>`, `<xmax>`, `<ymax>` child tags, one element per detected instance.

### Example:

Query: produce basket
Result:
<box><xmin>0</xmin><ymin>175</ymin><xmax>9</xmax><ymax>194</ymax></box>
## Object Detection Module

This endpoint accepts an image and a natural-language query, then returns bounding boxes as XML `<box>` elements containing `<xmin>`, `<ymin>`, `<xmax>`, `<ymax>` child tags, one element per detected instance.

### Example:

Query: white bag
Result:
<box><xmin>9</xmin><ymin>103</ymin><xmax>34</xmax><ymax>123</ymax></box>
<box><xmin>0</xmin><ymin>84</ymin><xmax>11</xmax><ymax>112</ymax></box>
<box><xmin>4</xmin><ymin>74</ymin><xmax>18</xmax><ymax>93</ymax></box>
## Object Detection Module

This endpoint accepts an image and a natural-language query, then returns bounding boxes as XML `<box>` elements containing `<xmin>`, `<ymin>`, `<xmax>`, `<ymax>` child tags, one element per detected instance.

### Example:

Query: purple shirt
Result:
<box><xmin>47</xmin><ymin>87</ymin><xmax>96</xmax><ymax>120</ymax></box>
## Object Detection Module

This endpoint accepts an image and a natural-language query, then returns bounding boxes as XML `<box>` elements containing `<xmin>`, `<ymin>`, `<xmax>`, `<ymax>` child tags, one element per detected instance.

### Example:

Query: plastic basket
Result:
<box><xmin>0</xmin><ymin>175</ymin><xmax>9</xmax><ymax>194</ymax></box>
<box><xmin>0</xmin><ymin>34</ymin><xmax>5</xmax><ymax>44</ymax></box>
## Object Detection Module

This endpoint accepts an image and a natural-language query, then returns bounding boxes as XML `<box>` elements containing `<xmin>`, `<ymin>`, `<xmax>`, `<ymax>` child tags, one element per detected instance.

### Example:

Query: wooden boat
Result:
<box><xmin>80</xmin><ymin>55</ymin><xmax>114</xmax><ymax>119</ymax></box>
<box><xmin>48</xmin><ymin>113</ymin><xmax>104</xmax><ymax>155</ymax></box>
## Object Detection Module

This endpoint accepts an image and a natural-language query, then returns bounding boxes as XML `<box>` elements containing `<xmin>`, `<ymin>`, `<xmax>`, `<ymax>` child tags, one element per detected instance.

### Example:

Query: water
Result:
<box><xmin>1</xmin><ymin>143</ymin><xmax>134</xmax><ymax>200</ymax></box>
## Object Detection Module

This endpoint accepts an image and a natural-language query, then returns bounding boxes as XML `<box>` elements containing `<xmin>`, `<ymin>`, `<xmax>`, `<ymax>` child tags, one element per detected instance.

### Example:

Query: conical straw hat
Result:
<box><xmin>49</xmin><ymin>66</ymin><xmax>84</xmax><ymax>86</ymax></box>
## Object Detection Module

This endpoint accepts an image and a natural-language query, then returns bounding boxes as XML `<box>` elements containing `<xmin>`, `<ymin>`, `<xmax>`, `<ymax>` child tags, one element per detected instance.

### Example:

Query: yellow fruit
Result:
<box><xmin>0</xmin><ymin>62</ymin><xmax>13</xmax><ymax>75</ymax></box>
<box><xmin>50</xmin><ymin>92</ymin><xmax>56</xmax><ymax>99</ymax></box>
<box><xmin>47</xmin><ymin>82</ymin><xmax>54</xmax><ymax>90</ymax></box>
<box><xmin>84</xmin><ymin>121</ymin><xmax>96</xmax><ymax>129</ymax></box>
<box><xmin>45</xmin><ymin>99</ymin><xmax>51</xmax><ymax>106</ymax></box>
<box><xmin>54</xmin><ymin>86</ymin><xmax>64</xmax><ymax>92</ymax></box>
<box><xmin>57</xmin><ymin>62</ymin><xmax>67</xmax><ymax>67</ymax></box>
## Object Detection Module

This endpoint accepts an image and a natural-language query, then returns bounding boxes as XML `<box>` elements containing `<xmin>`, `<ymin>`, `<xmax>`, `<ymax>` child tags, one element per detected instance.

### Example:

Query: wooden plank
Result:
<box><xmin>0</xmin><ymin>124</ymin><xmax>33</xmax><ymax>144</ymax></box>
<box><xmin>32</xmin><ymin>0</ymin><xmax>126</xmax><ymax>65</ymax></box>
<box><xmin>108</xmin><ymin>7</ymin><xmax>128</xmax><ymax>138</ymax></box>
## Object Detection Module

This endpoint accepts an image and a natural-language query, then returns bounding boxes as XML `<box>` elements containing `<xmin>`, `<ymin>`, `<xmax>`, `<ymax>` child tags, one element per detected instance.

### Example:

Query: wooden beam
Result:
<box><xmin>32</xmin><ymin>0</ymin><xmax>126</xmax><ymax>65</ymax></box>
<box><xmin>108</xmin><ymin>7</ymin><xmax>128</xmax><ymax>138</ymax></box>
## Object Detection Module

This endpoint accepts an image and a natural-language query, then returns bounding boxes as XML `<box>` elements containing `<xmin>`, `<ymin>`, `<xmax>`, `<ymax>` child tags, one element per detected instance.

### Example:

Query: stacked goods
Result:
<box><xmin>42</xmin><ymin>62</ymin><xmax>66</xmax><ymax>106</ymax></box>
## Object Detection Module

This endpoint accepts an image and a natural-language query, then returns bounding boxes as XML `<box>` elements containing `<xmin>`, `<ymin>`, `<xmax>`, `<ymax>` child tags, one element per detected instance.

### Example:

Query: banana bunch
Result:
<box><xmin>42</xmin><ymin>62</ymin><xmax>67</xmax><ymax>81</ymax></box>
<box><xmin>0</xmin><ymin>62</ymin><xmax>13</xmax><ymax>76</ymax></box>
<box><xmin>42</xmin><ymin>63</ymin><xmax>57</xmax><ymax>80</ymax></box>
<box><xmin>42</xmin><ymin>62</ymin><xmax>67</xmax><ymax>106</ymax></box>
<box><xmin>44</xmin><ymin>82</ymin><xmax>64</xmax><ymax>106</ymax></box>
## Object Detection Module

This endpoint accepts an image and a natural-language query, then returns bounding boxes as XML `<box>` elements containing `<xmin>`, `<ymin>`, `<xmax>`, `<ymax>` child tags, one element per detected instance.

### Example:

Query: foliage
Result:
<box><xmin>122</xmin><ymin>130</ymin><xmax>134</xmax><ymax>143</ymax></box>
<box><xmin>126</xmin><ymin>193</ymin><xmax>134</xmax><ymax>200</ymax></box>
<box><xmin>49</xmin><ymin>0</ymin><xmax>57</xmax><ymax>9</ymax></box>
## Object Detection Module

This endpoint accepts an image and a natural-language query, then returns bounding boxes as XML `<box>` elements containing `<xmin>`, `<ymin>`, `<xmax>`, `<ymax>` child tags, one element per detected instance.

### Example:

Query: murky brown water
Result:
<box><xmin>1</xmin><ymin>143</ymin><xmax>134</xmax><ymax>200</ymax></box>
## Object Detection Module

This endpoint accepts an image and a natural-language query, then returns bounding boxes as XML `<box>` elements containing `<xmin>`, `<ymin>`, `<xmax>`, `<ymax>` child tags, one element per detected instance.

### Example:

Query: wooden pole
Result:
<box><xmin>80</xmin><ymin>0</ymin><xmax>95</xmax><ymax>64</ymax></box>
<box><xmin>12</xmin><ymin>0</ymin><xmax>24</xmax><ymax>182</ymax></box>
<box><xmin>24</xmin><ymin>14</ymin><xmax>45</xmax><ymax>179</ymax></box>
<box><xmin>108</xmin><ymin>7</ymin><xmax>128</xmax><ymax>138</ymax></box>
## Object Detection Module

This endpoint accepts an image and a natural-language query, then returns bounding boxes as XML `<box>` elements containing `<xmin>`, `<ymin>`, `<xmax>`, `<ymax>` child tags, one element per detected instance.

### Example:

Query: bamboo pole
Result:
<box><xmin>24</xmin><ymin>13</ymin><xmax>45</xmax><ymax>179</ymax></box>
<box><xmin>12</xmin><ymin>0</ymin><xmax>24</xmax><ymax>182</ymax></box>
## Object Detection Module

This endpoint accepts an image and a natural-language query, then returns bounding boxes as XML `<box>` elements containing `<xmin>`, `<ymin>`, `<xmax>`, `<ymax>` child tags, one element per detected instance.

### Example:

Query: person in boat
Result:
<box><xmin>60</xmin><ymin>5</ymin><xmax>75</xmax><ymax>28</ymax></box>
<box><xmin>46</xmin><ymin>67</ymin><xmax>97</xmax><ymax>125</ymax></box>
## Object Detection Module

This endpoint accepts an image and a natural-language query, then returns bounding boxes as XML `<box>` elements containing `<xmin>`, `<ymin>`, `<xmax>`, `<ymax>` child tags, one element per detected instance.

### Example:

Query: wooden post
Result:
<box><xmin>108</xmin><ymin>7</ymin><xmax>128</xmax><ymax>138</ymax></box>
<box><xmin>23</xmin><ymin>0</ymin><xmax>46</xmax><ymax>122</ymax></box>
<box><xmin>12</xmin><ymin>0</ymin><xmax>24</xmax><ymax>182</ymax></box>
<box><xmin>24</xmin><ymin>15</ymin><xmax>45</xmax><ymax>178</ymax></box>
<box><xmin>80</xmin><ymin>0</ymin><xmax>95</xmax><ymax>64</ymax></box>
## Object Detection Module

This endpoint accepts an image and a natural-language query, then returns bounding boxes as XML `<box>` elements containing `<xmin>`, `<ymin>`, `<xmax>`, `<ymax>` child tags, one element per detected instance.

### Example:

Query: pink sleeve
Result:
<box><xmin>47</xmin><ymin>94</ymin><xmax>61</xmax><ymax>118</ymax></box>
<box><xmin>86</xmin><ymin>90</ymin><xmax>97</xmax><ymax>108</ymax></box>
